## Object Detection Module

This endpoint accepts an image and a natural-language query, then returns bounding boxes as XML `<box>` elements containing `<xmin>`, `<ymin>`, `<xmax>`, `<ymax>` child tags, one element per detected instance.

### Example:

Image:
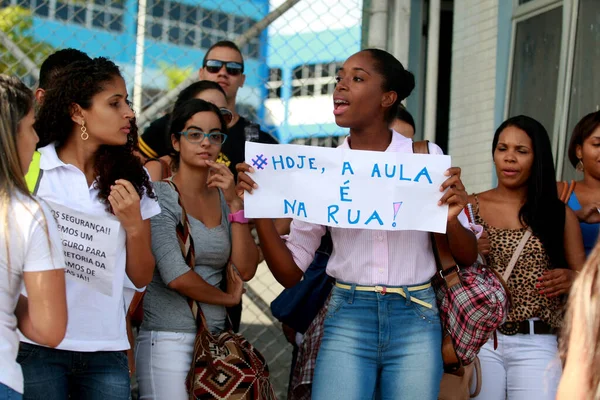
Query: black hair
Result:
<box><xmin>169</xmin><ymin>99</ymin><xmax>228</xmax><ymax>170</ymax></box>
<box><xmin>35</xmin><ymin>57</ymin><xmax>155</xmax><ymax>210</ymax></box>
<box><xmin>38</xmin><ymin>48</ymin><xmax>91</xmax><ymax>90</ymax></box>
<box><xmin>173</xmin><ymin>80</ymin><xmax>225</xmax><ymax>110</ymax></box>
<box><xmin>362</xmin><ymin>49</ymin><xmax>415</xmax><ymax>123</ymax></box>
<box><xmin>396</xmin><ymin>104</ymin><xmax>415</xmax><ymax>131</ymax></box>
<box><xmin>202</xmin><ymin>40</ymin><xmax>244</xmax><ymax>70</ymax></box>
<box><xmin>567</xmin><ymin>111</ymin><xmax>600</xmax><ymax>168</ymax></box>
<box><xmin>138</xmin><ymin>80</ymin><xmax>226</xmax><ymax>159</ymax></box>
<box><xmin>493</xmin><ymin>115</ymin><xmax>567</xmax><ymax>270</ymax></box>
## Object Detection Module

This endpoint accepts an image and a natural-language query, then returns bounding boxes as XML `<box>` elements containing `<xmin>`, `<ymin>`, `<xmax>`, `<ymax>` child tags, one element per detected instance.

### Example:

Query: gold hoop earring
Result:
<box><xmin>80</xmin><ymin>122</ymin><xmax>89</xmax><ymax>141</ymax></box>
<box><xmin>576</xmin><ymin>159</ymin><xmax>584</xmax><ymax>172</ymax></box>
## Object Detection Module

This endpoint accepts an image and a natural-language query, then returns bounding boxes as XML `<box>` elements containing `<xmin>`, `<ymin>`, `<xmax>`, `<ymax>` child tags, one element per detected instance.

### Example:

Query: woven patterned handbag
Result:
<box><xmin>187</xmin><ymin>314</ymin><xmax>275</xmax><ymax>400</ymax></box>
<box><xmin>162</xmin><ymin>180</ymin><xmax>275</xmax><ymax>400</ymax></box>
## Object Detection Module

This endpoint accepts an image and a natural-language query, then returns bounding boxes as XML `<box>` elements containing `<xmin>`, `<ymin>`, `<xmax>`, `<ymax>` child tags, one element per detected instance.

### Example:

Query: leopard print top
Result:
<box><xmin>473</xmin><ymin>196</ymin><xmax>563</xmax><ymax>327</ymax></box>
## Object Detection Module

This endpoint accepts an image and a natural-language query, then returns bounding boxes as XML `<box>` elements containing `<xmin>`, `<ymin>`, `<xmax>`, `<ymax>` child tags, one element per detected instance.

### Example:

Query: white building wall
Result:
<box><xmin>448</xmin><ymin>0</ymin><xmax>499</xmax><ymax>194</ymax></box>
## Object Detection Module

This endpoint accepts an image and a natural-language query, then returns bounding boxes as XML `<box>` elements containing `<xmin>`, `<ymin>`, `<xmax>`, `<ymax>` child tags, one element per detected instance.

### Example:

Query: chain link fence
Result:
<box><xmin>1</xmin><ymin>0</ymin><xmax>364</xmax><ymax>397</ymax></box>
<box><xmin>0</xmin><ymin>0</ymin><xmax>364</xmax><ymax>146</ymax></box>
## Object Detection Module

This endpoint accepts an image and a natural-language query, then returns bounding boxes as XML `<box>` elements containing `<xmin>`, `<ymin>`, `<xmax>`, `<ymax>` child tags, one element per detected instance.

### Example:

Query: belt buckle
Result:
<box><xmin>374</xmin><ymin>285</ymin><xmax>387</xmax><ymax>295</ymax></box>
<box><xmin>499</xmin><ymin>321</ymin><xmax>519</xmax><ymax>336</ymax></box>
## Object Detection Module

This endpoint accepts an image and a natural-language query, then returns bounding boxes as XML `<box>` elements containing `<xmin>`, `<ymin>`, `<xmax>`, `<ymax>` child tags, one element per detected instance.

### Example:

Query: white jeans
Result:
<box><xmin>135</xmin><ymin>329</ymin><xmax>195</xmax><ymax>400</ymax></box>
<box><xmin>473</xmin><ymin>330</ymin><xmax>562</xmax><ymax>400</ymax></box>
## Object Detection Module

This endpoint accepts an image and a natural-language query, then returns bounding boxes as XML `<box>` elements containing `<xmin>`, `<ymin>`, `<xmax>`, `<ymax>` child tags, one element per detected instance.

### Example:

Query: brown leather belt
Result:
<box><xmin>498</xmin><ymin>320</ymin><xmax>557</xmax><ymax>336</ymax></box>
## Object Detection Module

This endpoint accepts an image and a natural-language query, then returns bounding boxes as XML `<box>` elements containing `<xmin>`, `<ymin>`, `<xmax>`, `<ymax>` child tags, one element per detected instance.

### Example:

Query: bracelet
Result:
<box><xmin>228</xmin><ymin>209</ymin><xmax>249</xmax><ymax>224</ymax></box>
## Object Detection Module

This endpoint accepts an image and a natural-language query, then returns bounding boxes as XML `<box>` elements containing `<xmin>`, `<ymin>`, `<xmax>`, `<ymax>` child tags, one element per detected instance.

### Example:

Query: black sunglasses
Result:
<box><xmin>204</xmin><ymin>59</ymin><xmax>244</xmax><ymax>76</ymax></box>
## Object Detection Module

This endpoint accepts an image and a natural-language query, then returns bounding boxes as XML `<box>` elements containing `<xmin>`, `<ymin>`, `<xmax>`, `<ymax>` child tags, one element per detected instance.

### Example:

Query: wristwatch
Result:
<box><xmin>228</xmin><ymin>210</ymin><xmax>249</xmax><ymax>224</ymax></box>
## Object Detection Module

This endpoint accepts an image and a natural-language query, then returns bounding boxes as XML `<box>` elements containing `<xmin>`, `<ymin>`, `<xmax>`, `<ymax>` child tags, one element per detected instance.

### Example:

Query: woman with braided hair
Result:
<box><xmin>17</xmin><ymin>57</ymin><xmax>160</xmax><ymax>400</ymax></box>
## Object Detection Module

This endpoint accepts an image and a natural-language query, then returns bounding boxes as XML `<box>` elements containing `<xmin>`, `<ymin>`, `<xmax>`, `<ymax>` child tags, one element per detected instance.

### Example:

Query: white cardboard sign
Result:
<box><xmin>244</xmin><ymin>142</ymin><xmax>451</xmax><ymax>233</ymax></box>
<box><xmin>46</xmin><ymin>201</ymin><xmax>122</xmax><ymax>296</ymax></box>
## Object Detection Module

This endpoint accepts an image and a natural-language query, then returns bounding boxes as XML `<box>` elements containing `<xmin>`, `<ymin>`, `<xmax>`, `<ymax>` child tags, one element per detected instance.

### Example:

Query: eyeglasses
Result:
<box><xmin>179</xmin><ymin>129</ymin><xmax>227</xmax><ymax>145</ymax></box>
<box><xmin>204</xmin><ymin>59</ymin><xmax>244</xmax><ymax>76</ymax></box>
<box><xmin>220</xmin><ymin>107</ymin><xmax>233</xmax><ymax>125</ymax></box>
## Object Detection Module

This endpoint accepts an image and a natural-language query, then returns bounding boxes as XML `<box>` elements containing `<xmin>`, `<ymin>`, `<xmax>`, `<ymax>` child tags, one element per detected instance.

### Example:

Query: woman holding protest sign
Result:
<box><xmin>16</xmin><ymin>57</ymin><xmax>160</xmax><ymax>400</ymax></box>
<box><xmin>135</xmin><ymin>99</ymin><xmax>259</xmax><ymax>399</ymax></box>
<box><xmin>0</xmin><ymin>75</ymin><xmax>67</xmax><ymax>400</ymax></box>
<box><xmin>469</xmin><ymin>115</ymin><xmax>584</xmax><ymax>400</ymax></box>
<box><xmin>237</xmin><ymin>49</ymin><xmax>478</xmax><ymax>399</ymax></box>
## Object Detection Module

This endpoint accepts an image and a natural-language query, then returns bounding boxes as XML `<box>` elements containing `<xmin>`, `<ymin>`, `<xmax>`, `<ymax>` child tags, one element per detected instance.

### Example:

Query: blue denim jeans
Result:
<box><xmin>0</xmin><ymin>383</ymin><xmax>22</xmax><ymax>400</ymax></box>
<box><xmin>17</xmin><ymin>343</ymin><xmax>130</xmax><ymax>400</ymax></box>
<box><xmin>312</xmin><ymin>283</ymin><xmax>443</xmax><ymax>400</ymax></box>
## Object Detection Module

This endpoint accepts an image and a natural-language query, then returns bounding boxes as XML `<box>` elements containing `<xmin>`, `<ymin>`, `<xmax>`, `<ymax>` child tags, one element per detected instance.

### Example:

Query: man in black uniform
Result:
<box><xmin>198</xmin><ymin>40</ymin><xmax>278</xmax><ymax>177</ymax></box>
<box><xmin>138</xmin><ymin>40</ymin><xmax>278</xmax><ymax>178</ymax></box>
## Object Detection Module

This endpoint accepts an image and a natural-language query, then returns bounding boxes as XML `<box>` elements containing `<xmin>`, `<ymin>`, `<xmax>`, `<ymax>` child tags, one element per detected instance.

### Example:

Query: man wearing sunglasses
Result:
<box><xmin>199</xmin><ymin>40</ymin><xmax>279</xmax><ymax>179</ymax></box>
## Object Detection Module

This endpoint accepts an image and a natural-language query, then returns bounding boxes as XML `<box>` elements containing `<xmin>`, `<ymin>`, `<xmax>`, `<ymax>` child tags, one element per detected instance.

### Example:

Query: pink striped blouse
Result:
<box><xmin>285</xmin><ymin>130</ymin><xmax>475</xmax><ymax>286</ymax></box>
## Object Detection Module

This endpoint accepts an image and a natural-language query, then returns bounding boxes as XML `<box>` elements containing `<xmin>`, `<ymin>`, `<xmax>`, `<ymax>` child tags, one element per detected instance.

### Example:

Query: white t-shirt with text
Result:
<box><xmin>20</xmin><ymin>144</ymin><xmax>160</xmax><ymax>352</ymax></box>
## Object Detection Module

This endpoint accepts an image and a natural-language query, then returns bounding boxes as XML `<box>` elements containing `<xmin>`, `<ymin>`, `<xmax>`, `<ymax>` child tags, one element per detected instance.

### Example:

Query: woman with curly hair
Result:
<box><xmin>17</xmin><ymin>57</ymin><xmax>160</xmax><ymax>400</ymax></box>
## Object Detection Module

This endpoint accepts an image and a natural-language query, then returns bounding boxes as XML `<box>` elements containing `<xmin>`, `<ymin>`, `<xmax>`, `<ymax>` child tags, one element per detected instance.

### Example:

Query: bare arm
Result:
<box><xmin>17</xmin><ymin>269</ymin><xmax>67</xmax><ymax>347</ymax></box>
<box><xmin>228</xmin><ymin>199</ymin><xmax>259</xmax><ymax>281</ymax></box>
<box><xmin>168</xmin><ymin>264</ymin><xmax>243</xmax><ymax>307</ymax></box>
<box><xmin>273</xmin><ymin>218</ymin><xmax>292</xmax><ymax>235</ymax></box>
<box><xmin>236</xmin><ymin>161</ymin><xmax>306</xmax><ymax>288</ymax></box>
<box><xmin>564</xmin><ymin>207</ymin><xmax>586</xmax><ymax>271</ymax></box>
<box><xmin>109</xmin><ymin>180</ymin><xmax>156</xmax><ymax>288</ymax></box>
<box><xmin>255</xmin><ymin>218</ymin><xmax>304</xmax><ymax>288</ymax></box>
<box><xmin>125</xmin><ymin>219</ymin><xmax>155</xmax><ymax>288</ymax></box>
<box><xmin>539</xmin><ymin>207</ymin><xmax>585</xmax><ymax>298</ymax></box>
<box><xmin>145</xmin><ymin>160</ymin><xmax>164</xmax><ymax>182</ymax></box>
<box><xmin>447</xmin><ymin>219</ymin><xmax>478</xmax><ymax>266</ymax></box>
<box><xmin>439</xmin><ymin>168</ymin><xmax>477</xmax><ymax>266</ymax></box>
<box><xmin>204</xmin><ymin>161</ymin><xmax>259</xmax><ymax>281</ymax></box>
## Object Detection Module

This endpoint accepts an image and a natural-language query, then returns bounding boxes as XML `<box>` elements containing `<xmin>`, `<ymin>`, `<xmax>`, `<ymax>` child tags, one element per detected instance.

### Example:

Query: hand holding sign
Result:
<box><xmin>438</xmin><ymin>167</ymin><xmax>468</xmax><ymax>222</ymax></box>
<box><xmin>236</xmin><ymin>162</ymin><xmax>257</xmax><ymax>199</ymax></box>
<box><xmin>242</xmin><ymin>142</ymin><xmax>453</xmax><ymax>233</ymax></box>
<box><xmin>108</xmin><ymin>179</ymin><xmax>143</xmax><ymax>234</ymax></box>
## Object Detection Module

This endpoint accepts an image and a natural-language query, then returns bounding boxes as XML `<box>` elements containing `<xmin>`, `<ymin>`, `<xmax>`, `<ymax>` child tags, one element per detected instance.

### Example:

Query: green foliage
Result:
<box><xmin>158</xmin><ymin>61</ymin><xmax>194</xmax><ymax>90</ymax></box>
<box><xmin>0</xmin><ymin>6</ymin><xmax>55</xmax><ymax>78</ymax></box>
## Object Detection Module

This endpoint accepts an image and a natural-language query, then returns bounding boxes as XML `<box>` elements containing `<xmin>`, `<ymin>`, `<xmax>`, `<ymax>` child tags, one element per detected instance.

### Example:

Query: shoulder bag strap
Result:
<box><xmin>412</xmin><ymin>140</ymin><xmax>461</xmax><ymax>288</ymax></box>
<box><xmin>412</xmin><ymin>140</ymin><xmax>429</xmax><ymax>155</ymax></box>
<box><xmin>413</xmin><ymin>139</ymin><xmax>463</xmax><ymax>372</ymax></box>
<box><xmin>565</xmin><ymin>180</ymin><xmax>576</xmax><ymax>204</ymax></box>
<box><xmin>162</xmin><ymin>180</ymin><xmax>206</xmax><ymax>326</ymax></box>
<box><xmin>558</xmin><ymin>180</ymin><xmax>576</xmax><ymax>204</ymax></box>
<box><xmin>502</xmin><ymin>229</ymin><xmax>532</xmax><ymax>282</ymax></box>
